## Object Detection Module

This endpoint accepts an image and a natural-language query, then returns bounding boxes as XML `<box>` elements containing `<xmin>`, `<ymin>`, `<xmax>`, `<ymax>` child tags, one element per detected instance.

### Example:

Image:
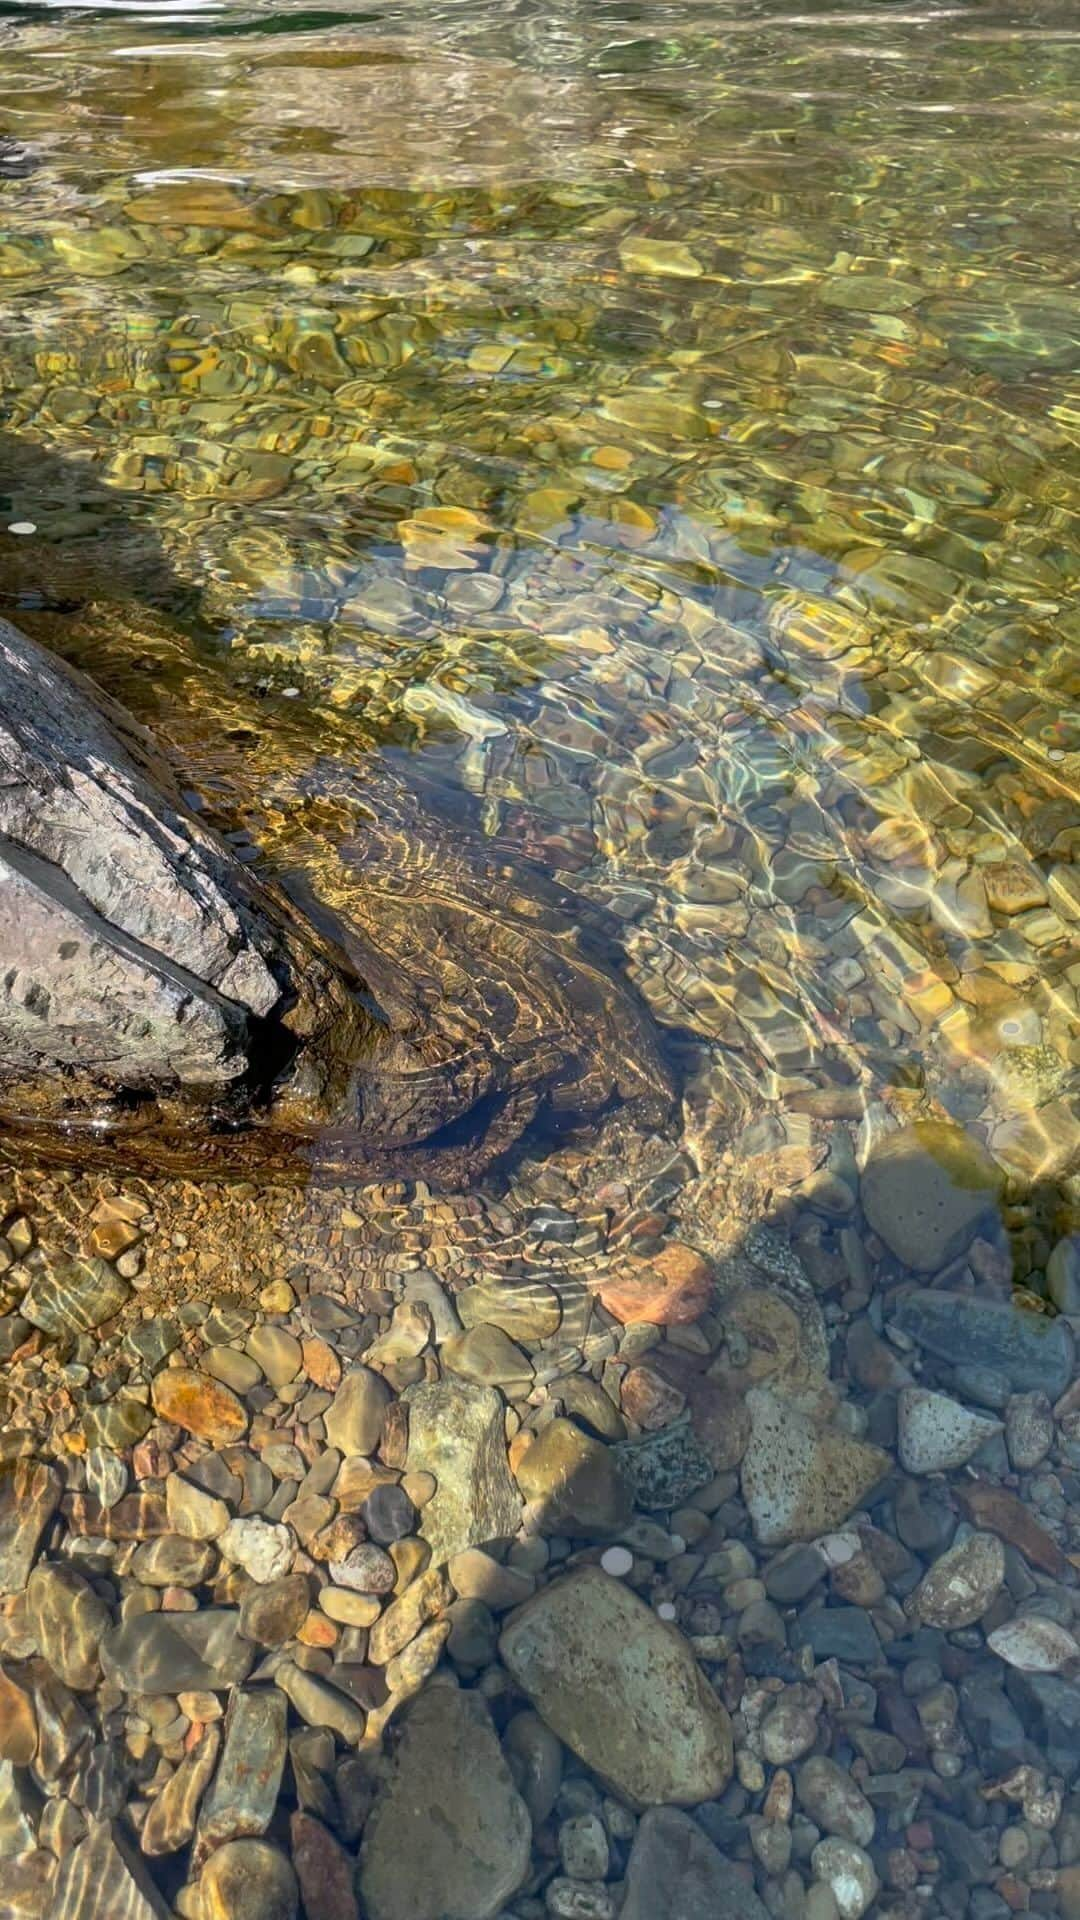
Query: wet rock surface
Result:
<box><xmin>500</xmin><ymin>1567</ymin><xmax>734</xmax><ymax>1807</ymax></box>
<box><xmin>358</xmin><ymin>1686</ymin><xmax>531</xmax><ymax>1920</ymax></box>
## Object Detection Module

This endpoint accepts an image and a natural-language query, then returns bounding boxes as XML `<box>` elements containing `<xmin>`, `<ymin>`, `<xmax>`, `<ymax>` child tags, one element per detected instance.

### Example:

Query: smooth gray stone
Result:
<box><xmin>622</xmin><ymin>1807</ymin><xmax>770</xmax><ymax>1920</ymax></box>
<box><xmin>358</xmin><ymin>1687</ymin><xmax>530</xmax><ymax>1920</ymax></box>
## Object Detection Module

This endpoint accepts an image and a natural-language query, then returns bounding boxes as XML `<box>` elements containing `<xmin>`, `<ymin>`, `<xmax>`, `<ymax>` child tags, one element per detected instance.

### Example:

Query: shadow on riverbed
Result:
<box><xmin>0</xmin><ymin>428</ymin><xmax>676</xmax><ymax>1186</ymax></box>
<box><xmin>0</xmin><ymin>428</ymin><xmax>195</xmax><ymax>620</ymax></box>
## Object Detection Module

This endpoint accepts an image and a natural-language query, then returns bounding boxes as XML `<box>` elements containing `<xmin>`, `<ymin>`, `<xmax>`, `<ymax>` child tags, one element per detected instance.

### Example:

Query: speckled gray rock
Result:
<box><xmin>615</xmin><ymin>1418</ymin><xmax>714</xmax><ymax>1509</ymax></box>
<box><xmin>406</xmin><ymin>1378</ymin><xmax>522</xmax><ymax>1566</ymax></box>
<box><xmin>741</xmin><ymin>1390</ymin><xmax>889</xmax><ymax>1546</ymax></box>
<box><xmin>893</xmin><ymin>1290</ymin><xmax>1074</xmax><ymax>1398</ymax></box>
<box><xmin>897</xmin><ymin>1388</ymin><xmax>1001</xmax><ymax>1475</ymax></box>
<box><xmin>621</xmin><ymin>1807</ymin><xmax>769</xmax><ymax>1920</ymax></box>
<box><xmin>796</xmin><ymin>1756</ymin><xmax>875</xmax><ymax>1846</ymax></box>
<box><xmin>1005</xmin><ymin>1392</ymin><xmax>1054</xmax><ymax>1470</ymax></box>
<box><xmin>861</xmin><ymin>1123</ymin><xmax>1003</xmax><ymax>1271</ymax></box>
<box><xmin>987</xmin><ymin>1616</ymin><xmax>1080</xmax><ymax>1674</ymax></box>
<box><xmin>499</xmin><ymin>1568</ymin><xmax>733</xmax><ymax>1807</ymax></box>
<box><xmin>912</xmin><ymin>1532</ymin><xmax>1006</xmax><ymax>1630</ymax></box>
<box><xmin>358</xmin><ymin>1686</ymin><xmax>531</xmax><ymax>1920</ymax></box>
<box><xmin>812</xmin><ymin>1838</ymin><xmax>880</xmax><ymax>1920</ymax></box>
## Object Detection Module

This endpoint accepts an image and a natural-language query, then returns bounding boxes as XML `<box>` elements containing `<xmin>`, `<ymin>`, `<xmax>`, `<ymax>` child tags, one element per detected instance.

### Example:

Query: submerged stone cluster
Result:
<box><xmin>0</xmin><ymin>1116</ymin><xmax>1078</xmax><ymax>1919</ymax></box>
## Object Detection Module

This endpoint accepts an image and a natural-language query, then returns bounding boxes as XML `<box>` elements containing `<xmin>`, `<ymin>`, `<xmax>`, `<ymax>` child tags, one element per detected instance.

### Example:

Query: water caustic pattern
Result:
<box><xmin>2</xmin><ymin>7</ymin><xmax>1080</xmax><ymax>1920</ymax></box>
<box><xmin>0</xmin><ymin>0</ymin><xmax>1077</xmax><ymax>1178</ymax></box>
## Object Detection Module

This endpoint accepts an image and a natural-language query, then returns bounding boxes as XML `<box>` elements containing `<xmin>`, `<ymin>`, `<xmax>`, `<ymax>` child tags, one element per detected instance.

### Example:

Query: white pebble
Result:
<box><xmin>817</xmin><ymin>1530</ymin><xmax>859</xmax><ymax>1568</ymax></box>
<box><xmin>7</xmin><ymin>520</ymin><xmax>36</xmax><ymax>535</ymax></box>
<box><xmin>600</xmin><ymin>1546</ymin><xmax>633</xmax><ymax>1578</ymax></box>
<box><xmin>656</xmin><ymin>1601</ymin><xmax>677</xmax><ymax>1621</ymax></box>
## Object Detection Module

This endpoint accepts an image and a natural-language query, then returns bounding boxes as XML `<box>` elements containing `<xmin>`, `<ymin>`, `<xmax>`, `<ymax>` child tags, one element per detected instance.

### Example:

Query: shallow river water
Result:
<box><xmin>0</xmin><ymin>3</ymin><xmax>1079</xmax><ymax>1917</ymax></box>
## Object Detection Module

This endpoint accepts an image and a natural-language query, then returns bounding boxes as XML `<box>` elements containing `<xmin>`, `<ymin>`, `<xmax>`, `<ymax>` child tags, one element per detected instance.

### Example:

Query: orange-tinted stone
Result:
<box><xmin>596</xmin><ymin>1243</ymin><xmax>713</xmax><ymax>1326</ymax></box>
<box><xmin>302</xmin><ymin>1337</ymin><xmax>341</xmax><ymax>1391</ymax></box>
<box><xmin>0</xmin><ymin>1659</ymin><xmax>36</xmax><ymax>1763</ymax></box>
<box><xmin>298</xmin><ymin>1610</ymin><xmax>338</xmax><ymax>1649</ymax></box>
<box><xmin>151</xmin><ymin>1368</ymin><xmax>248</xmax><ymax>1445</ymax></box>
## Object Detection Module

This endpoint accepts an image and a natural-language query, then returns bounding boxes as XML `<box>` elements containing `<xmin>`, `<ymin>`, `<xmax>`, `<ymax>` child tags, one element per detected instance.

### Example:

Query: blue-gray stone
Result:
<box><xmin>791</xmin><ymin>1607</ymin><xmax>883</xmax><ymax>1667</ymax></box>
<box><xmin>892</xmin><ymin>1290</ymin><xmax>1074</xmax><ymax>1399</ymax></box>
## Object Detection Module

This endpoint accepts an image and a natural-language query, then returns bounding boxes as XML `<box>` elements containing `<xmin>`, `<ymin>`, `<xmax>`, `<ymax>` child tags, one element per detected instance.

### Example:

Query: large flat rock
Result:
<box><xmin>893</xmin><ymin>1290</ymin><xmax>1074</xmax><ymax>1399</ymax></box>
<box><xmin>406</xmin><ymin>1378</ymin><xmax>522</xmax><ymax>1566</ymax></box>
<box><xmin>861</xmin><ymin>1123</ymin><xmax>1003</xmax><ymax>1272</ymax></box>
<box><xmin>499</xmin><ymin>1567</ymin><xmax>733</xmax><ymax>1808</ymax></box>
<box><xmin>358</xmin><ymin>1685</ymin><xmax>531</xmax><ymax>1920</ymax></box>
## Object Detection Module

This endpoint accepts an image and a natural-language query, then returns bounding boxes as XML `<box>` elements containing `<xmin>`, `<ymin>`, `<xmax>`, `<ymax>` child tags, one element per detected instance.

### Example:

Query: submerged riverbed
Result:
<box><xmin>0</xmin><ymin>1</ymin><xmax>1079</xmax><ymax>1917</ymax></box>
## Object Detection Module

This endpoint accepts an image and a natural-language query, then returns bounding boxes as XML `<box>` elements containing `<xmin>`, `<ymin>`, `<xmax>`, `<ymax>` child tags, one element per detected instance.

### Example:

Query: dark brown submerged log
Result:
<box><xmin>0</xmin><ymin>618</ymin><xmax>671</xmax><ymax>1182</ymax></box>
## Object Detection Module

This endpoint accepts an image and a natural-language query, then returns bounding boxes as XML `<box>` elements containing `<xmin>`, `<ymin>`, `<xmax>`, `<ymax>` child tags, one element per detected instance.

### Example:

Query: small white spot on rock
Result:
<box><xmin>7</xmin><ymin>521</ymin><xmax>36</xmax><ymax>535</ymax></box>
<box><xmin>600</xmin><ymin>1546</ymin><xmax>633</xmax><ymax>1578</ymax></box>
<box><xmin>655</xmin><ymin>1600</ymin><xmax>677</xmax><ymax>1621</ymax></box>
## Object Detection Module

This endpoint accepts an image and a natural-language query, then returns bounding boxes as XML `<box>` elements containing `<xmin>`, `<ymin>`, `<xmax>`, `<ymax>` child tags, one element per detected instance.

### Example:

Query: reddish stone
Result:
<box><xmin>957</xmin><ymin>1483</ymin><xmax>1068</xmax><ymax>1581</ymax></box>
<box><xmin>997</xmin><ymin>1876</ymin><xmax>1030</xmax><ymax>1911</ymax></box>
<box><xmin>652</xmin><ymin>1352</ymin><xmax>750</xmax><ymax>1471</ymax></box>
<box><xmin>290</xmin><ymin>1812</ymin><xmax>360</xmax><ymax>1920</ymax></box>
<box><xmin>133</xmin><ymin>1439</ymin><xmax>174</xmax><ymax>1481</ymax></box>
<box><xmin>161</xmin><ymin>1587</ymin><xmax>198</xmax><ymax>1611</ymax></box>
<box><xmin>298</xmin><ymin>1611</ymin><xmax>338</xmax><ymax>1649</ymax></box>
<box><xmin>596</xmin><ymin>1242</ymin><xmax>713</xmax><ymax>1326</ymax></box>
<box><xmin>620</xmin><ymin>1367</ymin><xmax>686</xmax><ymax>1432</ymax></box>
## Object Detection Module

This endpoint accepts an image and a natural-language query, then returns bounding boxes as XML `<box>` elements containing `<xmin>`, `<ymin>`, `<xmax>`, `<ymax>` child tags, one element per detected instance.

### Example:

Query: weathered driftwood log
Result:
<box><xmin>0</xmin><ymin>617</ymin><xmax>672</xmax><ymax>1182</ymax></box>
